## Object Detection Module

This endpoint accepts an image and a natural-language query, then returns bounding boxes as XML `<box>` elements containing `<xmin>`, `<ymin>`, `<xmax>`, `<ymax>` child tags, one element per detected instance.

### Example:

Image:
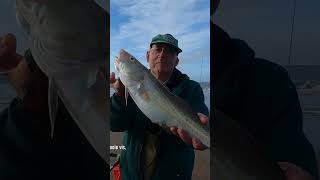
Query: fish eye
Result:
<box><xmin>130</xmin><ymin>57</ymin><xmax>135</xmax><ymax>61</ymax></box>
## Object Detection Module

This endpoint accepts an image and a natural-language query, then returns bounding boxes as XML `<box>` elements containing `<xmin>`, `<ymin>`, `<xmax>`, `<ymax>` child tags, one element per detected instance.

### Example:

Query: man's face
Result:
<box><xmin>146</xmin><ymin>43</ymin><xmax>179</xmax><ymax>76</ymax></box>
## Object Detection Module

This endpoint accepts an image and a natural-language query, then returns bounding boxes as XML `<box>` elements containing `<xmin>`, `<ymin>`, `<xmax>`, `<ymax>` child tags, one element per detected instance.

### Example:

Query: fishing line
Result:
<box><xmin>199</xmin><ymin>56</ymin><xmax>204</xmax><ymax>83</ymax></box>
<box><xmin>288</xmin><ymin>0</ymin><xmax>297</xmax><ymax>65</ymax></box>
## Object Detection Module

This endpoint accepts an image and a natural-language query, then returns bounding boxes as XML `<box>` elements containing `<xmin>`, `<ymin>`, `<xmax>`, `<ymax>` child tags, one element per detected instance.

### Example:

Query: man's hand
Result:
<box><xmin>170</xmin><ymin>112</ymin><xmax>209</xmax><ymax>150</ymax></box>
<box><xmin>0</xmin><ymin>33</ymin><xmax>22</xmax><ymax>71</ymax></box>
<box><xmin>278</xmin><ymin>162</ymin><xmax>315</xmax><ymax>180</ymax></box>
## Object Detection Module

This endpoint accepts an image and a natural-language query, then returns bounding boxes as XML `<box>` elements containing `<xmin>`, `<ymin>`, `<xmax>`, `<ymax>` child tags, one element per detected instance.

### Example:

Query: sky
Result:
<box><xmin>1</xmin><ymin>0</ymin><xmax>318</xmax><ymax>81</ymax></box>
<box><xmin>110</xmin><ymin>0</ymin><xmax>211</xmax><ymax>82</ymax></box>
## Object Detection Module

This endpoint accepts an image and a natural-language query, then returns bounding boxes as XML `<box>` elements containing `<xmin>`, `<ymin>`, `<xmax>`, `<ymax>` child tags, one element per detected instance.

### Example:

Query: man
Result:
<box><xmin>211</xmin><ymin>0</ymin><xmax>318</xmax><ymax>179</ymax></box>
<box><xmin>0</xmin><ymin>33</ymin><xmax>108</xmax><ymax>179</ymax></box>
<box><xmin>110</xmin><ymin>34</ymin><xmax>209</xmax><ymax>180</ymax></box>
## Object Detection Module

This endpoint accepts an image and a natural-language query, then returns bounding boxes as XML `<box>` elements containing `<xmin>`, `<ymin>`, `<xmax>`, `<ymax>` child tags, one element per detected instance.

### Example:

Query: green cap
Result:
<box><xmin>150</xmin><ymin>34</ymin><xmax>182</xmax><ymax>54</ymax></box>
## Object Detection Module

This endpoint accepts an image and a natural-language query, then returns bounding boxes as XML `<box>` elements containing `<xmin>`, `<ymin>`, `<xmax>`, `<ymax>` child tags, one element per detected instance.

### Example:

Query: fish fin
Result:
<box><xmin>87</xmin><ymin>69</ymin><xmax>98</xmax><ymax>88</ymax></box>
<box><xmin>125</xmin><ymin>86</ymin><xmax>128</xmax><ymax>106</ymax></box>
<box><xmin>48</xmin><ymin>78</ymin><xmax>59</xmax><ymax>139</ymax></box>
<box><xmin>137</xmin><ymin>81</ymin><xmax>149</xmax><ymax>101</ymax></box>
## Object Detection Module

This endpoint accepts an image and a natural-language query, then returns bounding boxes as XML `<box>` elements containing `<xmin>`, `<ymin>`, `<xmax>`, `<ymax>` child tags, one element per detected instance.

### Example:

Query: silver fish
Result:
<box><xmin>115</xmin><ymin>49</ymin><xmax>210</xmax><ymax>147</ymax></box>
<box><xmin>13</xmin><ymin>0</ymin><xmax>109</xmax><ymax>162</ymax></box>
<box><xmin>212</xmin><ymin>109</ymin><xmax>285</xmax><ymax>180</ymax></box>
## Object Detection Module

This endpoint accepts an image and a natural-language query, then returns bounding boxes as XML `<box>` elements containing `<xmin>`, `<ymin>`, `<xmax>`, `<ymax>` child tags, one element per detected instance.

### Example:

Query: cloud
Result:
<box><xmin>179</xmin><ymin>47</ymin><xmax>210</xmax><ymax>65</ymax></box>
<box><xmin>110</xmin><ymin>0</ymin><xmax>210</xmax><ymax>81</ymax></box>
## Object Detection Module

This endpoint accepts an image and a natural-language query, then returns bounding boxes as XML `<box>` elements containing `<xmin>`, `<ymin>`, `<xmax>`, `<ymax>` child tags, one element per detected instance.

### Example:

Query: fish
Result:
<box><xmin>212</xmin><ymin>109</ymin><xmax>285</xmax><ymax>180</ymax></box>
<box><xmin>115</xmin><ymin>49</ymin><xmax>210</xmax><ymax>148</ymax></box>
<box><xmin>13</xmin><ymin>0</ymin><xmax>109</xmax><ymax>163</ymax></box>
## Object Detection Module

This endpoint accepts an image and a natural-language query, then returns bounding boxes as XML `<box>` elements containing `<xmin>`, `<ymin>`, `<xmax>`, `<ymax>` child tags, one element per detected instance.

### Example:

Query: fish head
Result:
<box><xmin>115</xmin><ymin>49</ymin><xmax>145</xmax><ymax>87</ymax></box>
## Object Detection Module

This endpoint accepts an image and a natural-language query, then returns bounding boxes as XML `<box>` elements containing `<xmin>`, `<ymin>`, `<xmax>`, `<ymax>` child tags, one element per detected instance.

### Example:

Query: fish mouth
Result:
<box><xmin>115</xmin><ymin>49</ymin><xmax>131</xmax><ymax>71</ymax></box>
<box><xmin>114</xmin><ymin>57</ymin><xmax>140</xmax><ymax>78</ymax></box>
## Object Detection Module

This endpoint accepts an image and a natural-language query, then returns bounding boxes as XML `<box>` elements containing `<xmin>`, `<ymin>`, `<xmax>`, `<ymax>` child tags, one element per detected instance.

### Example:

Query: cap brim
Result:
<box><xmin>150</xmin><ymin>40</ymin><xmax>182</xmax><ymax>54</ymax></box>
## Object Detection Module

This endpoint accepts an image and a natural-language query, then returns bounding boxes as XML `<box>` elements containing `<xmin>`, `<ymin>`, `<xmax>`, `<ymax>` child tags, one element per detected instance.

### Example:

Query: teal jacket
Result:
<box><xmin>110</xmin><ymin>68</ymin><xmax>209</xmax><ymax>180</ymax></box>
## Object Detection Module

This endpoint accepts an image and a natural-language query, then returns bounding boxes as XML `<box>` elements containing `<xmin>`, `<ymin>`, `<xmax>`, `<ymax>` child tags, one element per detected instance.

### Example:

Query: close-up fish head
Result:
<box><xmin>115</xmin><ymin>49</ymin><xmax>145</xmax><ymax>87</ymax></box>
<box><xmin>9</xmin><ymin>0</ymin><xmax>110</xmax><ymax>163</ymax></box>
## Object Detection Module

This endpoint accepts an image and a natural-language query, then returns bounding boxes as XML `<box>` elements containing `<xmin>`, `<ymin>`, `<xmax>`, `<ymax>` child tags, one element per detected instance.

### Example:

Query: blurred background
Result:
<box><xmin>213</xmin><ymin>0</ymin><xmax>320</xmax><ymax>174</ymax></box>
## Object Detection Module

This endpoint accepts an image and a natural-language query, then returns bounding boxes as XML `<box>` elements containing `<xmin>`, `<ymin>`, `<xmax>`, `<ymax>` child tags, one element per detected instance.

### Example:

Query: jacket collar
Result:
<box><xmin>165</xmin><ymin>68</ymin><xmax>190</xmax><ymax>96</ymax></box>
